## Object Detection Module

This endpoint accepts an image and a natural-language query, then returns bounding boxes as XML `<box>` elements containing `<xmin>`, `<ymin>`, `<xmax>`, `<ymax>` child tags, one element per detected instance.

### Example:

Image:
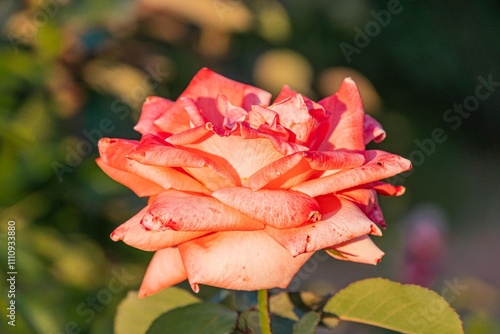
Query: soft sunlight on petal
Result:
<box><xmin>98</xmin><ymin>138</ymin><xmax>211</xmax><ymax>195</ymax></box>
<box><xmin>179</xmin><ymin>129</ymin><xmax>287</xmax><ymax>185</ymax></box>
<box><xmin>139</xmin><ymin>248</ymin><xmax>188</xmax><ymax>298</ymax></box>
<box><xmin>265</xmin><ymin>197</ymin><xmax>381</xmax><ymax>256</ymax></box>
<box><xmin>326</xmin><ymin>235</ymin><xmax>385</xmax><ymax>265</ymax></box>
<box><xmin>135</xmin><ymin>96</ymin><xmax>177</xmax><ymax>136</ymax></box>
<box><xmin>364</xmin><ymin>114</ymin><xmax>386</xmax><ymax>144</ymax></box>
<box><xmin>291</xmin><ymin>150</ymin><xmax>412</xmax><ymax>197</ymax></box>
<box><xmin>141</xmin><ymin>190</ymin><xmax>264</xmax><ymax>231</ymax></box>
<box><xmin>212</xmin><ymin>187</ymin><xmax>320</xmax><ymax>228</ymax></box>
<box><xmin>318</xmin><ymin>78</ymin><xmax>365</xmax><ymax>151</ymax></box>
<box><xmin>129</xmin><ymin>134</ymin><xmax>237</xmax><ymax>191</ymax></box>
<box><xmin>98</xmin><ymin>68</ymin><xmax>411</xmax><ymax>293</ymax></box>
<box><xmin>338</xmin><ymin>189</ymin><xmax>386</xmax><ymax>228</ymax></box>
<box><xmin>178</xmin><ymin>231</ymin><xmax>313</xmax><ymax>291</ymax></box>
<box><xmin>155</xmin><ymin>68</ymin><xmax>271</xmax><ymax>130</ymax></box>
<box><xmin>96</xmin><ymin>158</ymin><xmax>164</xmax><ymax>197</ymax></box>
<box><xmin>110</xmin><ymin>206</ymin><xmax>208</xmax><ymax>251</ymax></box>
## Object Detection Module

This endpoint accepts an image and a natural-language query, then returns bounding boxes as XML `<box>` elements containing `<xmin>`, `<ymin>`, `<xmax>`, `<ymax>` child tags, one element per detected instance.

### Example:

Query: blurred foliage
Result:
<box><xmin>1</xmin><ymin>0</ymin><xmax>500</xmax><ymax>333</ymax></box>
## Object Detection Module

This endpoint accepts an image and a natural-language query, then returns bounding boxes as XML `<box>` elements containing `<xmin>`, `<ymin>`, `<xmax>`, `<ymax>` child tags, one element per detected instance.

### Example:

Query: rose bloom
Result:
<box><xmin>97</xmin><ymin>68</ymin><xmax>411</xmax><ymax>296</ymax></box>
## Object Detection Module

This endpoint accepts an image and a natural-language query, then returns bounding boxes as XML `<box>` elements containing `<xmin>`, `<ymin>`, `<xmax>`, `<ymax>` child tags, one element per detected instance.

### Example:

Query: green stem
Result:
<box><xmin>257</xmin><ymin>289</ymin><xmax>272</xmax><ymax>334</ymax></box>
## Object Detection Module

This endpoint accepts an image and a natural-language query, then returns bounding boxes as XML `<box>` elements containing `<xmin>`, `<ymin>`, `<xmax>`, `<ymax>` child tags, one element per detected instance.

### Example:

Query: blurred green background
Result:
<box><xmin>1</xmin><ymin>0</ymin><xmax>499</xmax><ymax>333</ymax></box>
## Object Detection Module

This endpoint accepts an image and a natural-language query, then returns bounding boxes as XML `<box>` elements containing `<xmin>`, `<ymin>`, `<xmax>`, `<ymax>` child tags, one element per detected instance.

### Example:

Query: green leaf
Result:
<box><xmin>270</xmin><ymin>292</ymin><xmax>299</xmax><ymax>321</ymax></box>
<box><xmin>115</xmin><ymin>287</ymin><xmax>200</xmax><ymax>334</ymax></box>
<box><xmin>292</xmin><ymin>311</ymin><xmax>320</xmax><ymax>334</ymax></box>
<box><xmin>146</xmin><ymin>303</ymin><xmax>237</xmax><ymax>334</ymax></box>
<box><xmin>270</xmin><ymin>291</ymin><xmax>323</xmax><ymax>321</ymax></box>
<box><xmin>323</xmin><ymin>278</ymin><xmax>463</xmax><ymax>334</ymax></box>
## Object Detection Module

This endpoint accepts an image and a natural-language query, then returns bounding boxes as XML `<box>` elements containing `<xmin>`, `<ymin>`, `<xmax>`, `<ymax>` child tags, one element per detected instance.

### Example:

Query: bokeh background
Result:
<box><xmin>1</xmin><ymin>0</ymin><xmax>500</xmax><ymax>333</ymax></box>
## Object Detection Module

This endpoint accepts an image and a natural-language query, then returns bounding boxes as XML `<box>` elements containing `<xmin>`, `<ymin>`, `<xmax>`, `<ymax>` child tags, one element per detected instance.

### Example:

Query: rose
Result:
<box><xmin>97</xmin><ymin>68</ymin><xmax>411</xmax><ymax>296</ymax></box>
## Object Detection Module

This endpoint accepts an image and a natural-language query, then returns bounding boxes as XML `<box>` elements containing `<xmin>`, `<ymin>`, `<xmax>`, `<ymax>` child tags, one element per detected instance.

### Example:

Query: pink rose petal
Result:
<box><xmin>155</xmin><ymin>68</ymin><xmax>271</xmax><ymax>131</ymax></box>
<box><xmin>265</xmin><ymin>197</ymin><xmax>381</xmax><ymax>256</ymax></box>
<box><xmin>98</xmin><ymin>138</ymin><xmax>211</xmax><ymax>195</ymax></box>
<box><xmin>364</xmin><ymin>114</ymin><xmax>386</xmax><ymax>144</ymax></box>
<box><xmin>129</xmin><ymin>134</ymin><xmax>237</xmax><ymax>191</ymax></box>
<box><xmin>139</xmin><ymin>248</ymin><xmax>188</xmax><ymax>297</ymax></box>
<box><xmin>178</xmin><ymin>128</ymin><xmax>288</xmax><ymax>186</ymax></box>
<box><xmin>178</xmin><ymin>231</ymin><xmax>313</xmax><ymax>291</ymax></box>
<box><xmin>134</xmin><ymin>96</ymin><xmax>176</xmax><ymax>136</ymax></box>
<box><xmin>338</xmin><ymin>189</ymin><xmax>386</xmax><ymax>228</ymax></box>
<box><xmin>319</xmin><ymin>78</ymin><xmax>365</xmax><ymax>151</ymax></box>
<box><xmin>351</xmin><ymin>181</ymin><xmax>406</xmax><ymax>196</ymax></box>
<box><xmin>212</xmin><ymin>187</ymin><xmax>321</xmax><ymax>228</ymax></box>
<box><xmin>96</xmin><ymin>158</ymin><xmax>164</xmax><ymax>197</ymax></box>
<box><xmin>110</xmin><ymin>206</ymin><xmax>208</xmax><ymax>251</ymax></box>
<box><xmin>141</xmin><ymin>190</ymin><xmax>264</xmax><ymax>231</ymax></box>
<box><xmin>272</xmin><ymin>86</ymin><xmax>332</xmax><ymax>149</ymax></box>
<box><xmin>326</xmin><ymin>235</ymin><xmax>385</xmax><ymax>265</ymax></box>
<box><xmin>244</xmin><ymin>150</ymin><xmax>365</xmax><ymax>191</ymax></box>
<box><xmin>291</xmin><ymin>150</ymin><xmax>412</xmax><ymax>197</ymax></box>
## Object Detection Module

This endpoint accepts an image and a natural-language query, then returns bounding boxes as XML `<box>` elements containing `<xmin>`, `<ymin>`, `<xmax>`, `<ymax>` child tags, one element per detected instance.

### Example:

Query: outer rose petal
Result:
<box><xmin>141</xmin><ymin>190</ymin><xmax>264</xmax><ymax>231</ymax></box>
<box><xmin>326</xmin><ymin>235</ymin><xmax>385</xmax><ymax>265</ymax></box>
<box><xmin>350</xmin><ymin>181</ymin><xmax>406</xmax><ymax>196</ymax></box>
<box><xmin>155</xmin><ymin>68</ymin><xmax>271</xmax><ymax>130</ymax></box>
<box><xmin>244</xmin><ymin>150</ymin><xmax>364</xmax><ymax>191</ymax></box>
<box><xmin>139</xmin><ymin>248</ymin><xmax>187</xmax><ymax>298</ymax></box>
<box><xmin>134</xmin><ymin>96</ymin><xmax>175</xmax><ymax>136</ymax></box>
<box><xmin>129</xmin><ymin>134</ymin><xmax>208</xmax><ymax>167</ymax></box>
<box><xmin>364</xmin><ymin>114</ymin><xmax>386</xmax><ymax>144</ymax></box>
<box><xmin>212</xmin><ymin>187</ymin><xmax>321</xmax><ymax>229</ymax></box>
<box><xmin>243</xmin><ymin>152</ymin><xmax>308</xmax><ymax>190</ymax></box>
<box><xmin>302</xmin><ymin>150</ymin><xmax>365</xmax><ymax>170</ymax></box>
<box><xmin>291</xmin><ymin>150</ymin><xmax>412</xmax><ymax>198</ymax></box>
<box><xmin>96</xmin><ymin>158</ymin><xmax>164</xmax><ymax>197</ymax></box>
<box><xmin>98</xmin><ymin>138</ymin><xmax>211</xmax><ymax>195</ymax></box>
<box><xmin>265</xmin><ymin>197</ymin><xmax>381</xmax><ymax>257</ymax></box>
<box><xmin>178</xmin><ymin>230</ymin><xmax>313</xmax><ymax>292</ymax></box>
<box><xmin>274</xmin><ymin>84</ymin><xmax>297</xmax><ymax>103</ymax></box>
<box><xmin>338</xmin><ymin>189</ymin><xmax>386</xmax><ymax>227</ymax></box>
<box><xmin>128</xmin><ymin>134</ymin><xmax>237</xmax><ymax>190</ymax></box>
<box><xmin>318</xmin><ymin>78</ymin><xmax>365</xmax><ymax>151</ymax></box>
<box><xmin>110</xmin><ymin>206</ymin><xmax>208</xmax><ymax>251</ymax></box>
